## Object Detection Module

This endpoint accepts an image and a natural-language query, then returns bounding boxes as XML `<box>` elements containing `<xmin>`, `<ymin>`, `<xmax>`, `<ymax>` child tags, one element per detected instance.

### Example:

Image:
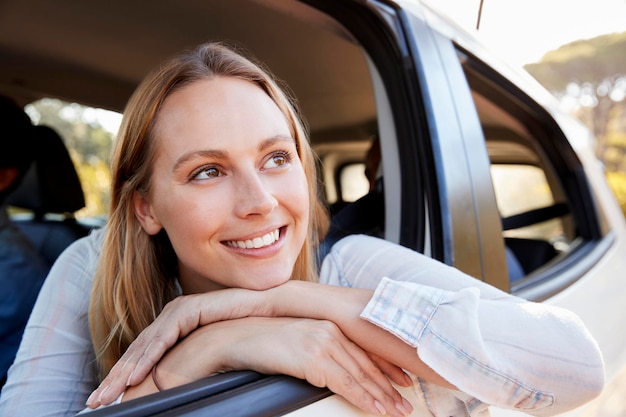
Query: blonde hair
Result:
<box><xmin>89</xmin><ymin>42</ymin><xmax>329</xmax><ymax>379</ymax></box>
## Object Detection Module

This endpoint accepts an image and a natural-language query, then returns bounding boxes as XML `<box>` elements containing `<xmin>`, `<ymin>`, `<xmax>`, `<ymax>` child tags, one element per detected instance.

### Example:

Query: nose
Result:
<box><xmin>233</xmin><ymin>170</ymin><xmax>278</xmax><ymax>218</ymax></box>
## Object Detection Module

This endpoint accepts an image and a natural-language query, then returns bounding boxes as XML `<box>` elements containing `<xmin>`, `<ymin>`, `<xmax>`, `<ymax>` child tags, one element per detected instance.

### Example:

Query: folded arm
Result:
<box><xmin>316</xmin><ymin>235</ymin><xmax>605</xmax><ymax>416</ymax></box>
<box><xmin>90</xmin><ymin>235</ymin><xmax>604</xmax><ymax>416</ymax></box>
<box><xmin>120</xmin><ymin>316</ymin><xmax>414</xmax><ymax>417</ymax></box>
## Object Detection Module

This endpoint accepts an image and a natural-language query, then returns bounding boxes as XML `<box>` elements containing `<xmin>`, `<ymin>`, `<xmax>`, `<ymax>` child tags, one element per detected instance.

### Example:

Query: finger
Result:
<box><xmin>88</xmin><ymin>298</ymin><xmax>197</xmax><ymax>407</ymax></box>
<box><xmin>320</xmin><ymin>356</ymin><xmax>411</xmax><ymax>417</ymax></box>
<box><xmin>88</xmin><ymin>291</ymin><xmax>253</xmax><ymax>408</ymax></box>
<box><xmin>125</xmin><ymin>335</ymin><xmax>175</xmax><ymax>386</ymax></box>
<box><xmin>324</xmin><ymin>335</ymin><xmax>412</xmax><ymax>417</ymax></box>
<box><xmin>87</xmin><ymin>324</ymin><xmax>175</xmax><ymax>407</ymax></box>
<box><xmin>338</xmin><ymin>338</ymin><xmax>405</xmax><ymax>403</ymax></box>
<box><xmin>368</xmin><ymin>353</ymin><xmax>413</xmax><ymax>387</ymax></box>
<box><xmin>86</xmin><ymin>352</ymin><xmax>139</xmax><ymax>408</ymax></box>
<box><xmin>310</xmin><ymin>357</ymin><xmax>389</xmax><ymax>416</ymax></box>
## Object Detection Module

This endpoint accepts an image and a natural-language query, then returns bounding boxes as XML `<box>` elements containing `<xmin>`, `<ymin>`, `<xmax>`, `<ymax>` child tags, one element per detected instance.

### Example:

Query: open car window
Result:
<box><xmin>22</xmin><ymin>98</ymin><xmax>119</xmax><ymax>220</ymax></box>
<box><xmin>458</xmin><ymin>49</ymin><xmax>605</xmax><ymax>299</ymax></box>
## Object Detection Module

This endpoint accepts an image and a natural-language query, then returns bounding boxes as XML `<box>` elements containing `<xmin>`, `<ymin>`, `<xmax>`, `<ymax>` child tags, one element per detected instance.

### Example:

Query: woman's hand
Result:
<box><xmin>87</xmin><ymin>288</ymin><xmax>268</xmax><ymax>408</ymax></box>
<box><xmin>213</xmin><ymin>317</ymin><xmax>413</xmax><ymax>416</ymax></box>
<box><xmin>134</xmin><ymin>317</ymin><xmax>414</xmax><ymax>417</ymax></box>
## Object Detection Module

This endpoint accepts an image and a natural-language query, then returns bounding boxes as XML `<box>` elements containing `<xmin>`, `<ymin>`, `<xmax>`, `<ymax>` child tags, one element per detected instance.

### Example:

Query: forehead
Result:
<box><xmin>149</xmin><ymin>77</ymin><xmax>297</xmax><ymax>172</ymax></box>
<box><xmin>154</xmin><ymin>77</ymin><xmax>291</xmax><ymax>143</ymax></box>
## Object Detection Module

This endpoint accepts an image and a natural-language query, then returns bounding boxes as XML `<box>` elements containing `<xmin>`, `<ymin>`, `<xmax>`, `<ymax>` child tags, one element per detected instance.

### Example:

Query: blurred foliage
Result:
<box><xmin>525</xmin><ymin>32</ymin><xmax>626</xmax><ymax>91</ymax></box>
<box><xmin>525</xmin><ymin>32</ymin><xmax>626</xmax><ymax>218</ymax></box>
<box><xmin>606</xmin><ymin>171</ymin><xmax>626</xmax><ymax>215</ymax></box>
<box><xmin>25</xmin><ymin>98</ymin><xmax>115</xmax><ymax>218</ymax></box>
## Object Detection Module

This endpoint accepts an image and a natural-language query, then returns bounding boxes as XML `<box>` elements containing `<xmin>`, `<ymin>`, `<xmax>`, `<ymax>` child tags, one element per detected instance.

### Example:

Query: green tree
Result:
<box><xmin>524</xmin><ymin>33</ymin><xmax>626</xmax><ymax>217</ymax></box>
<box><xmin>524</xmin><ymin>32</ymin><xmax>626</xmax><ymax>148</ymax></box>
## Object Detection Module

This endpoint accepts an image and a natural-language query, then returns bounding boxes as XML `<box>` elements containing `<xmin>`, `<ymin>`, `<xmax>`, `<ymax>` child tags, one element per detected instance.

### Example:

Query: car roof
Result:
<box><xmin>0</xmin><ymin>0</ymin><xmax>378</xmax><ymax>140</ymax></box>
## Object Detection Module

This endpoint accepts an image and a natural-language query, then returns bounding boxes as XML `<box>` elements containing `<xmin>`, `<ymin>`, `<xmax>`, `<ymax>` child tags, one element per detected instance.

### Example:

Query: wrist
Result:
<box><xmin>156</xmin><ymin>327</ymin><xmax>223</xmax><ymax>387</ymax></box>
<box><xmin>265</xmin><ymin>280</ymin><xmax>309</xmax><ymax>318</ymax></box>
<box><xmin>272</xmin><ymin>280</ymin><xmax>374</xmax><ymax>323</ymax></box>
<box><xmin>266</xmin><ymin>280</ymin><xmax>334</xmax><ymax>320</ymax></box>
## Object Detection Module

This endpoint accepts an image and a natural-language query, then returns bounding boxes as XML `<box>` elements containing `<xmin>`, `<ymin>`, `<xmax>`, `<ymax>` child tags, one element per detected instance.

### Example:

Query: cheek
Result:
<box><xmin>158</xmin><ymin>195</ymin><xmax>224</xmax><ymax>272</ymax></box>
<box><xmin>151</xmin><ymin>183</ymin><xmax>222</xmax><ymax>241</ymax></box>
<box><xmin>283</xmin><ymin>167</ymin><xmax>310</xmax><ymax>220</ymax></box>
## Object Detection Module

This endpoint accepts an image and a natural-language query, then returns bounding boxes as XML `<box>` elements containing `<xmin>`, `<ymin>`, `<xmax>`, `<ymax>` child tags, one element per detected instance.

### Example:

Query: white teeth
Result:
<box><xmin>227</xmin><ymin>229</ymin><xmax>280</xmax><ymax>249</ymax></box>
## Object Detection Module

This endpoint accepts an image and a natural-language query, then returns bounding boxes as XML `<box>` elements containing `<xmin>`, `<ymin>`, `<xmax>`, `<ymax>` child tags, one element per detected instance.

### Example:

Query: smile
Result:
<box><xmin>225</xmin><ymin>229</ymin><xmax>281</xmax><ymax>249</ymax></box>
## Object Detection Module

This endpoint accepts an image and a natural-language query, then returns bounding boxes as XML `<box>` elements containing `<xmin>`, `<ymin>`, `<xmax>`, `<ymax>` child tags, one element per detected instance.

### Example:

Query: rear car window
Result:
<box><xmin>24</xmin><ymin>98</ymin><xmax>120</xmax><ymax>219</ymax></box>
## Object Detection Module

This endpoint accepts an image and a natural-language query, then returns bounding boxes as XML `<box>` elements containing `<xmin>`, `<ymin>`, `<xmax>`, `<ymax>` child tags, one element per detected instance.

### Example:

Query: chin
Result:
<box><xmin>242</xmin><ymin>274</ymin><xmax>291</xmax><ymax>291</ymax></box>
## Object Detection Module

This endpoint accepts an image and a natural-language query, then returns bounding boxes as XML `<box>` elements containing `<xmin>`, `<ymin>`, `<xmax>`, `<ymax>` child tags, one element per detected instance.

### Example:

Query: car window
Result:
<box><xmin>24</xmin><ymin>98</ymin><xmax>120</xmax><ymax>220</ymax></box>
<box><xmin>458</xmin><ymin>50</ymin><xmax>603</xmax><ymax>295</ymax></box>
<box><xmin>491</xmin><ymin>163</ymin><xmax>566</xmax><ymax>246</ymax></box>
<box><xmin>338</xmin><ymin>163</ymin><xmax>369</xmax><ymax>203</ymax></box>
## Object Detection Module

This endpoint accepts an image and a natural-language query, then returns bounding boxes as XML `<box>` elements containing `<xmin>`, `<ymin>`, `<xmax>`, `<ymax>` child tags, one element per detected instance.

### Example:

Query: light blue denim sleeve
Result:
<box><xmin>320</xmin><ymin>234</ymin><xmax>605</xmax><ymax>417</ymax></box>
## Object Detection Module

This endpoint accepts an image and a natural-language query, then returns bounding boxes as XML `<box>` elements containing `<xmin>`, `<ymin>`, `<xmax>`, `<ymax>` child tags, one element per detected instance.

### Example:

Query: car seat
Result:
<box><xmin>319</xmin><ymin>178</ymin><xmax>527</xmax><ymax>286</ymax></box>
<box><xmin>318</xmin><ymin>178</ymin><xmax>385</xmax><ymax>263</ymax></box>
<box><xmin>6</xmin><ymin>125</ymin><xmax>92</xmax><ymax>267</ymax></box>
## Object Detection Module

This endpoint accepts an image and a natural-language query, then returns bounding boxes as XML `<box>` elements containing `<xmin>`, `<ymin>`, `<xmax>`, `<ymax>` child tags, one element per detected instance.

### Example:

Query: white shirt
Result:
<box><xmin>0</xmin><ymin>231</ymin><xmax>604</xmax><ymax>416</ymax></box>
<box><xmin>322</xmin><ymin>235</ymin><xmax>604</xmax><ymax>416</ymax></box>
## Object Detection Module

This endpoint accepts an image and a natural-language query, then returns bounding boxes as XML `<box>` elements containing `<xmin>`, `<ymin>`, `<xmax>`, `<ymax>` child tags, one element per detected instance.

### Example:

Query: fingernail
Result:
<box><xmin>98</xmin><ymin>386</ymin><xmax>110</xmax><ymax>404</ymax></box>
<box><xmin>395</xmin><ymin>400</ymin><xmax>410</xmax><ymax>417</ymax></box>
<box><xmin>374</xmin><ymin>400</ymin><xmax>387</xmax><ymax>415</ymax></box>
<box><xmin>86</xmin><ymin>390</ymin><xmax>97</xmax><ymax>407</ymax></box>
<box><xmin>402</xmin><ymin>397</ymin><xmax>413</xmax><ymax>413</ymax></box>
<box><xmin>403</xmin><ymin>372</ymin><xmax>413</xmax><ymax>386</ymax></box>
<box><xmin>127</xmin><ymin>370</ymin><xmax>135</xmax><ymax>386</ymax></box>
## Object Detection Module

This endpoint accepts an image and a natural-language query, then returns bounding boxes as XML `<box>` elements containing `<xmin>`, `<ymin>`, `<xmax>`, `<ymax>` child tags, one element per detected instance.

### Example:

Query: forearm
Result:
<box><xmin>315</xmin><ymin>235</ymin><xmax>605</xmax><ymax>414</ymax></box>
<box><xmin>269</xmin><ymin>277</ymin><xmax>604</xmax><ymax>415</ymax></box>
<box><xmin>123</xmin><ymin>323</ymin><xmax>228</xmax><ymax>402</ymax></box>
<box><xmin>327</xmin><ymin>276</ymin><xmax>603</xmax><ymax>415</ymax></box>
<box><xmin>268</xmin><ymin>280</ymin><xmax>453</xmax><ymax>388</ymax></box>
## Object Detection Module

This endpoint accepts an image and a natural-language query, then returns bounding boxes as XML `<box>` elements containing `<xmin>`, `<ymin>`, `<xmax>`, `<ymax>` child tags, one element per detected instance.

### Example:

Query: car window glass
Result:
<box><xmin>339</xmin><ymin>163</ymin><xmax>369</xmax><ymax>203</ymax></box>
<box><xmin>24</xmin><ymin>98</ymin><xmax>120</xmax><ymax>219</ymax></box>
<box><xmin>459</xmin><ymin>50</ymin><xmax>602</xmax><ymax>290</ymax></box>
<box><xmin>491</xmin><ymin>164</ymin><xmax>566</xmax><ymax>245</ymax></box>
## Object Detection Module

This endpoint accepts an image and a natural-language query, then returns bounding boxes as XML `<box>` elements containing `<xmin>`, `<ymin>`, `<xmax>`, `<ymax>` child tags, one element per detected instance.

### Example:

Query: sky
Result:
<box><xmin>426</xmin><ymin>0</ymin><xmax>626</xmax><ymax>66</ymax></box>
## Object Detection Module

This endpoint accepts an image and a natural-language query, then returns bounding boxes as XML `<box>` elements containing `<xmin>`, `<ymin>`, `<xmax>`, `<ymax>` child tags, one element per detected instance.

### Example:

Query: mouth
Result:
<box><xmin>224</xmin><ymin>227</ymin><xmax>282</xmax><ymax>249</ymax></box>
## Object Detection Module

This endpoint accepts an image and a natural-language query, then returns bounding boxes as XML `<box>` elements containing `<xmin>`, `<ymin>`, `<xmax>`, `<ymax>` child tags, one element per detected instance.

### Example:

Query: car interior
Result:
<box><xmin>461</xmin><ymin>60</ymin><xmax>588</xmax><ymax>286</ymax></box>
<box><xmin>6</xmin><ymin>125</ymin><xmax>92</xmax><ymax>268</ymax></box>
<box><xmin>1</xmin><ymin>0</ymin><xmax>612</xmax><ymax>414</ymax></box>
<box><xmin>0</xmin><ymin>0</ymin><xmax>589</xmax><ymax>294</ymax></box>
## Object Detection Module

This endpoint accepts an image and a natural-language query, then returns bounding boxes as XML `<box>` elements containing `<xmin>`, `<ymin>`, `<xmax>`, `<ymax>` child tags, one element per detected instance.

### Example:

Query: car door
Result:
<box><xmin>408</xmin><ymin>4</ymin><xmax>626</xmax><ymax>417</ymax></box>
<box><xmin>82</xmin><ymin>0</ymin><xmax>626</xmax><ymax>415</ymax></box>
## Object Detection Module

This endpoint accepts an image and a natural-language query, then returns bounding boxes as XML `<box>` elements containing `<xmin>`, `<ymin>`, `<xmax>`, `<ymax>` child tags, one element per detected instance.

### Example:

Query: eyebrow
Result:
<box><xmin>172</xmin><ymin>134</ymin><xmax>295</xmax><ymax>173</ymax></box>
<box><xmin>257</xmin><ymin>135</ymin><xmax>294</xmax><ymax>152</ymax></box>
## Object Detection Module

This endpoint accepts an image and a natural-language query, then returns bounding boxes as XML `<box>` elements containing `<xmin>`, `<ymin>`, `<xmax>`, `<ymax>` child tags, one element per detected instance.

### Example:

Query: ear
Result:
<box><xmin>133</xmin><ymin>190</ymin><xmax>163</xmax><ymax>235</ymax></box>
<box><xmin>0</xmin><ymin>167</ymin><xmax>19</xmax><ymax>192</ymax></box>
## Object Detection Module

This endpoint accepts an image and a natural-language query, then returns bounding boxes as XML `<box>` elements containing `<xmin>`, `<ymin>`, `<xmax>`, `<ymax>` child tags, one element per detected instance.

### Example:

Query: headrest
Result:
<box><xmin>0</xmin><ymin>96</ymin><xmax>34</xmax><ymax>171</ymax></box>
<box><xmin>6</xmin><ymin>125</ymin><xmax>85</xmax><ymax>217</ymax></box>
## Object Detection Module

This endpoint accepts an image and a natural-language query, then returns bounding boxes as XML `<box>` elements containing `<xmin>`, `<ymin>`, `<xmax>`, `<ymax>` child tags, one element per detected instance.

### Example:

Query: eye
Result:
<box><xmin>263</xmin><ymin>150</ymin><xmax>293</xmax><ymax>170</ymax></box>
<box><xmin>191</xmin><ymin>166</ymin><xmax>222</xmax><ymax>181</ymax></box>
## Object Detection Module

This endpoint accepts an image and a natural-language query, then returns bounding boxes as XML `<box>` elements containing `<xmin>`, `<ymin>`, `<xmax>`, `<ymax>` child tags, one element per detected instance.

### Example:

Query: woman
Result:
<box><xmin>0</xmin><ymin>43</ymin><xmax>604</xmax><ymax>417</ymax></box>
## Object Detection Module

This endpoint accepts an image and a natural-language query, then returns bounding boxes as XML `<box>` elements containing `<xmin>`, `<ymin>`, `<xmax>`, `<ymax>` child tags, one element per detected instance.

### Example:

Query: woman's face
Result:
<box><xmin>134</xmin><ymin>76</ymin><xmax>310</xmax><ymax>293</ymax></box>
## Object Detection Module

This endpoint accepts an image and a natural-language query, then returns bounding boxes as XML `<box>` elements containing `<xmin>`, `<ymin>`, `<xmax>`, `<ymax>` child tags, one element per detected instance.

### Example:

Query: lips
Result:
<box><xmin>224</xmin><ymin>228</ymin><xmax>280</xmax><ymax>249</ymax></box>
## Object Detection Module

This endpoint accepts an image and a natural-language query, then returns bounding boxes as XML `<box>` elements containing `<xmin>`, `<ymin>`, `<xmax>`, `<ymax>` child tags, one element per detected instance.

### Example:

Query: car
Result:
<box><xmin>1</xmin><ymin>0</ymin><xmax>625</xmax><ymax>416</ymax></box>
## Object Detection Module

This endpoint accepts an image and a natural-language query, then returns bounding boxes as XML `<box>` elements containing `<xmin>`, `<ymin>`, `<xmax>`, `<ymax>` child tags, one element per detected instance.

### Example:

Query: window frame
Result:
<box><xmin>458</xmin><ymin>47</ymin><xmax>607</xmax><ymax>299</ymax></box>
<box><xmin>400</xmin><ymin>7</ymin><xmax>510</xmax><ymax>287</ymax></box>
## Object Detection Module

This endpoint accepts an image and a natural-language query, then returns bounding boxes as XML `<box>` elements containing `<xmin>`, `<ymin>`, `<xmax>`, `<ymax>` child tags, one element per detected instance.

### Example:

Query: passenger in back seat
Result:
<box><xmin>0</xmin><ymin>96</ymin><xmax>49</xmax><ymax>387</ymax></box>
<box><xmin>319</xmin><ymin>136</ymin><xmax>384</xmax><ymax>260</ymax></box>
